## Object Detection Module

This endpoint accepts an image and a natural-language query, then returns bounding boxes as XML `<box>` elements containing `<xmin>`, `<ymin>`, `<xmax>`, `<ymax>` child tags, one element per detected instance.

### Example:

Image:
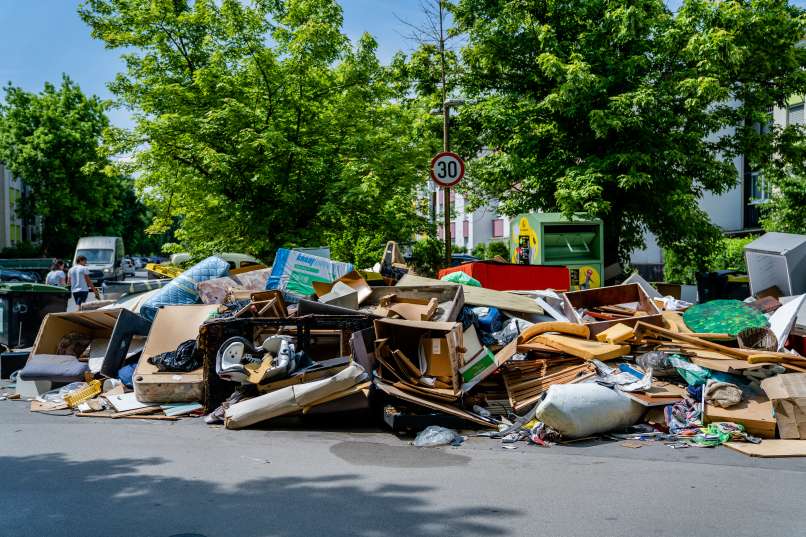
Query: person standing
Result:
<box><xmin>45</xmin><ymin>260</ymin><xmax>67</xmax><ymax>286</ymax></box>
<box><xmin>66</xmin><ymin>255</ymin><xmax>98</xmax><ymax>306</ymax></box>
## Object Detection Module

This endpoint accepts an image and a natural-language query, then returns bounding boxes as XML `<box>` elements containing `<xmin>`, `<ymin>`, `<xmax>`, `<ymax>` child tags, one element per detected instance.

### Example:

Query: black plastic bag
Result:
<box><xmin>148</xmin><ymin>339</ymin><xmax>200</xmax><ymax>372</ymax></box>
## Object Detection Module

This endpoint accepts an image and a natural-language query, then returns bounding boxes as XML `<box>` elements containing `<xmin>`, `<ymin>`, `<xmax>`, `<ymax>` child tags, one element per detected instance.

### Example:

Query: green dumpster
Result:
<box><xmin>510</xmin><ymin>213</ymin><xmax>604</xmax><ymax>290</ymax></box>
<box><xmin>0</xmin><ymin>283</ymin><xmax>69</xmax><ymax>349</ymax></box>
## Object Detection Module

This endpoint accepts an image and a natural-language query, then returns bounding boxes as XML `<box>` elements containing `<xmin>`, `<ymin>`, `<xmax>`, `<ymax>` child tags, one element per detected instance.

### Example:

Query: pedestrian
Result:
<box><xmin>45</xmin><ymin>260</ymin><xmax>67</xmax><ymax>286</ymax></box>
<box><xmin>66</xmin><ymin>255</ymin><xmax>99</xmax><ymax>307</ymax></box>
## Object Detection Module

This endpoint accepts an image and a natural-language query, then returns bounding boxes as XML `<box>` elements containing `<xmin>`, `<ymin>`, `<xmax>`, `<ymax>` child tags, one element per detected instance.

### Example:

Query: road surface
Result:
<box><xmin>1</xmin><ymin>394</ymin><xmax>804</xmax><ymax>537</ymax></box>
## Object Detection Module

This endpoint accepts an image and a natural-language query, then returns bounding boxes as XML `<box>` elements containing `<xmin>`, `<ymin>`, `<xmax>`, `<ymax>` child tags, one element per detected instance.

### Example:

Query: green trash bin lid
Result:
<box><xmin>0</xmin><ymin>282</ymin><xmax>70</xmax><ymax>294</ymax></box>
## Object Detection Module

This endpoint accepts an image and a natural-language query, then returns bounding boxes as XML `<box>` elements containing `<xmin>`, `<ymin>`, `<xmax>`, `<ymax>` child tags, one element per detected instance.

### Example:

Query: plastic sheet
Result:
<box><xmin>266</xmin><ymin>248</ymin><xmax>353</xmax><ymax>301</ymax></box>
<box><xmin>413</xmin><ymin>426</ymin><xmax>461</xmax><ymax>447</ymax></box>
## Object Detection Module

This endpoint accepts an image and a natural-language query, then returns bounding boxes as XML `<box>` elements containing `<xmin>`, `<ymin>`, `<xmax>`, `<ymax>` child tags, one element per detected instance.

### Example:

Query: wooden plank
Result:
<box><xmin>534</xmin><ymin>334</ymin><xmax>629</xmax><ymax>361</ymax></box>
<box><xmin>398</xmin><ymin>273</ymin><xmax>544</xmax><ymax>314</ymax></box>
<box><xmin>635</xmin><ymin>322</ymin><xmax>802</xmax><ymax>363</ymax></box>
<box><xmin>724</xmin><ymin>440</ymin><xmax>806</xmax><ymax>458</ymax></box>
<box><xmin>517</xmin><ymin>322</ymin><xmax>590</xmax><ymax>345</ymax></box>
<box><xmin>374</xmin><ymin>379</ymin><xmax>496</xmax><ymax>429</ymax></box>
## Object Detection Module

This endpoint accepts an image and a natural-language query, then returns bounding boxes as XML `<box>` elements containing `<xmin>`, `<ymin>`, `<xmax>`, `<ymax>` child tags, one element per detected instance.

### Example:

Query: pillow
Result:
<box><xmin>19</xmin><ymin>354</ymin><xmax>89</xmax><ymax>382</ymax></box>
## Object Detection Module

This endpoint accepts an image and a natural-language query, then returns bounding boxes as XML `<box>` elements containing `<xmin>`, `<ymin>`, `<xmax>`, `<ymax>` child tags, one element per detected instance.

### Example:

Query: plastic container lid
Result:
<box><xmin>0</xmin><ymin>282</ymin><xmax>70</xmax><ymax>294</ymax></box>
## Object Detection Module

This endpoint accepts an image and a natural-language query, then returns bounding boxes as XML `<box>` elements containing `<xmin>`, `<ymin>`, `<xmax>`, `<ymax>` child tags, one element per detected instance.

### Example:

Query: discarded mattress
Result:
<box><xmin>140</xmin><ymin>256</ymin><xmax>230</xmax><ymax>322</ymax></box>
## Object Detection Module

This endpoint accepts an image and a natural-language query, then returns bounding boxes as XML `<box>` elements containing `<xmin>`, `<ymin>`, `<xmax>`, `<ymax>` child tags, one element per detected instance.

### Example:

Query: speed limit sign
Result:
<box><xmin>430</xmin><ymin>151</ymin><xmax>465</xmax><ymax>187</ymax></box>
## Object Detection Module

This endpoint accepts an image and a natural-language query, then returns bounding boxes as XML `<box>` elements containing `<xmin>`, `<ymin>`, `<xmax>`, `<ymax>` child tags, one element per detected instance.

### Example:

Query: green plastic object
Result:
<box><xmin>682</xmin><ymin>299</ymin><xmax>768</xmax><ymax>336</ymax></box>
<box><xmin>0</xmin><ymin>282</ymin><xmax>69</xmax><ymax>294</ymax></box>
<box><xmin>440</xmin><ymin>271</ymin><xmax>482</xmax><ymax>287</ymax></box>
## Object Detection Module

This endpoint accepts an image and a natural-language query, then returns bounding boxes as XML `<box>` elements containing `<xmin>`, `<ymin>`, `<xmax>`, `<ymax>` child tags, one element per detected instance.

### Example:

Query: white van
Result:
<box><xmin>73</xmin><ymin>236</ymin><xmax>125</xmax><ymax>284</ymax></box>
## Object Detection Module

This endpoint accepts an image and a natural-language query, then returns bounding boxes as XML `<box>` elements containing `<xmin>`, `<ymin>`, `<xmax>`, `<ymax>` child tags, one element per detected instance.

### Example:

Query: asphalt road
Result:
<box><xmin>1</xmin><ymin>396</ymin><xmax>805</xmax><ymax>537</ymax></box>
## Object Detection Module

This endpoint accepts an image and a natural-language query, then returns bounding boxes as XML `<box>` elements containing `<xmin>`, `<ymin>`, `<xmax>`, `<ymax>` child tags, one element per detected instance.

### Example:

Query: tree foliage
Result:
<box><xmin>451</xmin><ymin>0</ymin><xmax>806</xmax><ymax>268</ymax></box>
<box><xmin>761</xmin><ymin>118</ymin><xmax>806</xmax><ymax>235</ymax></box>
<box><xmin>80</xmin><ymin>0</ymin><xmax>434</xmax><ymax>266</ymax></box>
<box><xmin>0</xmin><ymin>76</ymin><xmax>131</xmax><ymax>256</ymax></box>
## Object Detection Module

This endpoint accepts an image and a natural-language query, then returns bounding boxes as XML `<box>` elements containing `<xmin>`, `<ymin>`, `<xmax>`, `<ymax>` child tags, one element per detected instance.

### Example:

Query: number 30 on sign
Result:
<box><xmin>430</xmin><ymin>151</ymin><xmax>465</xmax><ymax>188</ymax></box>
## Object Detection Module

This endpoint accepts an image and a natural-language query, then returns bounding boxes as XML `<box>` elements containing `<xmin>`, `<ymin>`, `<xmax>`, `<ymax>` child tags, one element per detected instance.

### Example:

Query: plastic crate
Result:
<box><xmin>63</xmin><ymin>379</ymin><xmax>102</xmax><ymax>408</ymax></box>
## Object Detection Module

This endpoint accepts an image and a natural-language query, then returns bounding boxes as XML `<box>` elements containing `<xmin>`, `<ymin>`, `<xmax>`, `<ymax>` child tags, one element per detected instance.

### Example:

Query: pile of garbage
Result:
<box><xmin>3</xmin><ymin>233</ymin><xmax>806</xmax><ymax>458</ymax></box>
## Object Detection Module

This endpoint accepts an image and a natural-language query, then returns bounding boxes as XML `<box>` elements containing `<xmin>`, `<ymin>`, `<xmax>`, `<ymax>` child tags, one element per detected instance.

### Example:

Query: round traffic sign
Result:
<box><xmin>430</xmin><ymin>151</ymin><xmax>465</xmax><ymax>187</ymax></box>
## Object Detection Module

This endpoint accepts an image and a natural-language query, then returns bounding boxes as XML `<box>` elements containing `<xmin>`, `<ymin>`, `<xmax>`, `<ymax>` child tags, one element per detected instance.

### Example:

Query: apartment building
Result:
<box><xmin>0</xmin><ymin>162</ymin><xmax>40</xmax><ymax>249</ymax></box>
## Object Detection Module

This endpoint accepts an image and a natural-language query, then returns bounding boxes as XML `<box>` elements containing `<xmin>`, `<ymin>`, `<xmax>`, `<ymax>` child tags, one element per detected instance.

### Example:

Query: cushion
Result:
<box><xmin>19</xmin><ymin>354</ymin><xmax>89</xmax><ymax>382</ymax></box>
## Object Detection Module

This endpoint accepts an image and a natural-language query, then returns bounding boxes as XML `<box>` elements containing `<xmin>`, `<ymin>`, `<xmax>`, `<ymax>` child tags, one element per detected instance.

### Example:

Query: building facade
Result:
<box><xmin>430</xmin><ymin>183</ymin><xmax>511</xmax><ymax>253</ymax></box>
<box><xmin>0</xmin><ymin>162</ymin><xmax>40</xmax><ymax>249</ymax></box>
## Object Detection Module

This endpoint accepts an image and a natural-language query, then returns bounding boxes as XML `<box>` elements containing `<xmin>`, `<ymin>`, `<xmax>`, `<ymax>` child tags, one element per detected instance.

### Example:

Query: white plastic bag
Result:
<box><xmin>536</xmin><ymin>383</ymin><xmax>644</xmax><ymax>439</ymax></box>
<box><xmin>413</xmin><ymin>426</ymin><xmax>459</xmax><ymax>447</ymax></box>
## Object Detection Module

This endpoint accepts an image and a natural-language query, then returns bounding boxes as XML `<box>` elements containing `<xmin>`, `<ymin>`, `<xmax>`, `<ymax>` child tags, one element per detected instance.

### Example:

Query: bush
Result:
<box><xmin>410</xmin><ymin>236</ymin><xmax>444</xmax><ymax>277</ymax></box>
<box><xmin>663</xmin><ymin>236</ymin><xmax>756</xmax><ymax>284</ymax></box>
<box><xmin>0</xmin><ymin>241</ymin><xmax>43</xmax><ymax>258</ymax></box>
<box><xmin>485</xmin><ymin>240</ymin><xmax>510</xmax><ymax>260</ymax></box>
<box><xmin>471</xmin><ymin>243</ymin><xmax>487</xmax><ymax>259</ymax></box>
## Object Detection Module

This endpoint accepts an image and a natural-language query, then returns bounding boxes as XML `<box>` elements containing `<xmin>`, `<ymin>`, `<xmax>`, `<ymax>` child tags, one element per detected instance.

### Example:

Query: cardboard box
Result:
<box><xmin>563</xmin><ymin>283</ymin><xmax>663</xmax><ymax>336</ymax></box>
<box><xmin>299</xmin><ymin>285</ymin><xmax>464</xmax><ymax>322</ymax></box>
<box><xmin>761</xmin><ymin>373</ymin><xmax>806</xmax><ymax>439</ymax></box>
<box><xmin>459</xmin><ymin>325</ymin><xmax>502</xmax><ymax>393</ymax></box>
<box><xmin>29</xmin><ymin>308</ymin><xmax>151</xmax><ymax>379</ymax></box>
<box><xmin>704</xmin><ymin>395</ymin><xmax>776</xmax><ymax>439</ymax></box>
<box><xmin>373</xmin><ymin>318</ymin><xmax>464</xmax><ymax>395</ymax></box>
<box><xmin>134</xmin><ymin>305</ymin><xmax>218</xmax><ymax>403</ymax></box>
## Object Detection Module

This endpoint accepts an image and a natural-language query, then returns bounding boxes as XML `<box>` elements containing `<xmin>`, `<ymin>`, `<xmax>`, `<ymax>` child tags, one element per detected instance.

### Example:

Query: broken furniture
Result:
<box><xmin>563</xmin><ymin>283</ymin><xmax>663</xmax><ymax>336</ymax></box>
<box><xmin>133</xmin><ymin>304</ymin><xmax>218</xmax><ymax>403</ymax></box>
<box><xmin>23</xmin><ymin>308</ymin><xmax>151</xmax><ymax>381</ymax></box>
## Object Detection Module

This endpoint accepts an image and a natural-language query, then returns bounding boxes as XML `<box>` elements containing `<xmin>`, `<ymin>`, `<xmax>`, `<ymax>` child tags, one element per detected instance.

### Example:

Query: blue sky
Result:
<box><xmin>0</xmin><ymin>1</ymin><xmax>431</xmax><ymax>128</ymax></box>
<box><xmin>1</xmin><ymin>0</ymin><xmax>803</xmax><ymax>128</ymax></box>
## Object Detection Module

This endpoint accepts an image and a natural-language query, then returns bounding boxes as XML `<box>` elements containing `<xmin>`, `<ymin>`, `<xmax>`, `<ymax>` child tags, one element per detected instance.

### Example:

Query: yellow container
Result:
<box><xmin>64</xmin><ymin>379</ymin><xmax>102</xmax><ymax>408</ymax></box>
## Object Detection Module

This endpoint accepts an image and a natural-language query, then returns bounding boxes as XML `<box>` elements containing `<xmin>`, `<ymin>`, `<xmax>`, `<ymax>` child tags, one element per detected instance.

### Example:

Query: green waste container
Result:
<box><xmin>0</xmin><ymin>283</ymin><xmax>69</xmax><ymax>349</ymax></box>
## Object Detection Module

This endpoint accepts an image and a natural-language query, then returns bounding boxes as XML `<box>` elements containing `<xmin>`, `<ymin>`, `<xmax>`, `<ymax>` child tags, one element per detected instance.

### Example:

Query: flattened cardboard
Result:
<box><xmin>725</xmin><ymin>440</ymin><xmax>806</xmax><ymax>457</ymax></box>
<box><xmin>312</xmin><ymin>270</ymin><xmax>372</xmax><ymax>304</ymax></box>
<box><xmin>397</xmin><ymin>273</ymin><xmax>543</xmax><ymax>315</ymax></box>
<box><xmin>134</xmin><ymin>305</ymin><xmax>218</xmax><ymax>403</ymax></box>
<box><xmin>761</xmin><ymin>373</ymin><xmax>806</xmax><ymax>439</ymax></box>
<box><xmin>374</xmin><ymin>379</ymin><xmax>497</xmax><ymax>429</ymax></box>
<box><xmin>704</xmin><ymin>395</ymin><xmax>776</xmax><ymax>439</ymax></box>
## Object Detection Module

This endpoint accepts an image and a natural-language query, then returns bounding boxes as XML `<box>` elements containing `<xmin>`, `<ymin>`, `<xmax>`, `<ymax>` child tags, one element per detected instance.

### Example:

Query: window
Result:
<box><xmin>788</xmin><ymin>103</ymin><xmax>804</xmax><ymax>126</ymax></box>
<box><xmin>449</xmin><ymin>222</ymin><xmax>456</xmax><ymax>239</ymax></box>
<box><xmin>750</xmin><ymin>171</ymin><xmax>770</xmax><ymax>204</ymax></box>
<box><xmin>463</xmin><ymin>220</ymin><xmax>469</xmax><ymax>238</ymax></box>
<box><xmin>449</xmin><ymin>190</ymin><xmax>456</xmax><ymax>204</ymax></box>
<box><xmin>437</xmin><ymin>224</ymin><xmax>444</xmax><ymax>239</ymax></box>
<box><xmin>492</xmin><ymin>218</ymin><xmax>504</xmax><ymax>238</ymax></box>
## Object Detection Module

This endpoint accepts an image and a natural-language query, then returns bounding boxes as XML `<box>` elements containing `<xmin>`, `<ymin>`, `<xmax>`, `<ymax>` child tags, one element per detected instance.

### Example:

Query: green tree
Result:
<box><xmin>451</xmin><ymin>0</ymin><xmax>806</xmax><ymax>268</ymax></box>
<box><xmin>760</xmin><ymin>118</ymin><xmax>806</xmax><ymax>235</ymax></box>
<box><xmin>80</xmin><ymin>0</ymin><xmax>432</xmax><ymax>265</ymax></box>
<box><xmin>0</xmin><ymin>76</ymin><xmax>124</xmax><ymax>256</ymax></box>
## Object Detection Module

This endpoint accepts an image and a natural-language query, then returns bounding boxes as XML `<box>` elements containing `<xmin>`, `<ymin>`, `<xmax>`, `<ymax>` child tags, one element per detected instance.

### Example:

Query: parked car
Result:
<box><xmin>121</xmin><ymin>258</ymin><xmax>136</xmax><ymax>278</ymax></box>
<box><xmin>449</xmin><ymin>254</ymin><xmax>479</xmax><ymax>267</ymax></box>
<box><xmin>0</xmin><ymin>269</ymin><xmax>39</xmax><ymax>283</ymax></box>
<box><xmin>130</xmin><ymin>257</ymin><xmax>144</xmax><ymax>270</ymax></box>
<box><xmin>147</xmin><ymin>256</ymin><xmax>162</xmax><ymax>264</ymax></box>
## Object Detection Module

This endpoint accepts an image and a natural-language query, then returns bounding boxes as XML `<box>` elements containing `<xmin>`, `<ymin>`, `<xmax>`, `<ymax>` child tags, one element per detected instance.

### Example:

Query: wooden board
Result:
<box><xmin>398</xmin><ymin>273</ymin><xmax>544</xmax><ymax>314</ymax></box>
<box><xmin>724</xmin><ymin>440</ymin><xmax>806</xmax><ymax>458</ymax></box>
<box><xmin>691</xmin><ymin>356</ymin><xmax>771</xmax><ymax>373</ymax></box>
<box><xmin>534</xmin><ymin>334</ymin><xmax>629</xmax><ymax>361</ymax></box>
